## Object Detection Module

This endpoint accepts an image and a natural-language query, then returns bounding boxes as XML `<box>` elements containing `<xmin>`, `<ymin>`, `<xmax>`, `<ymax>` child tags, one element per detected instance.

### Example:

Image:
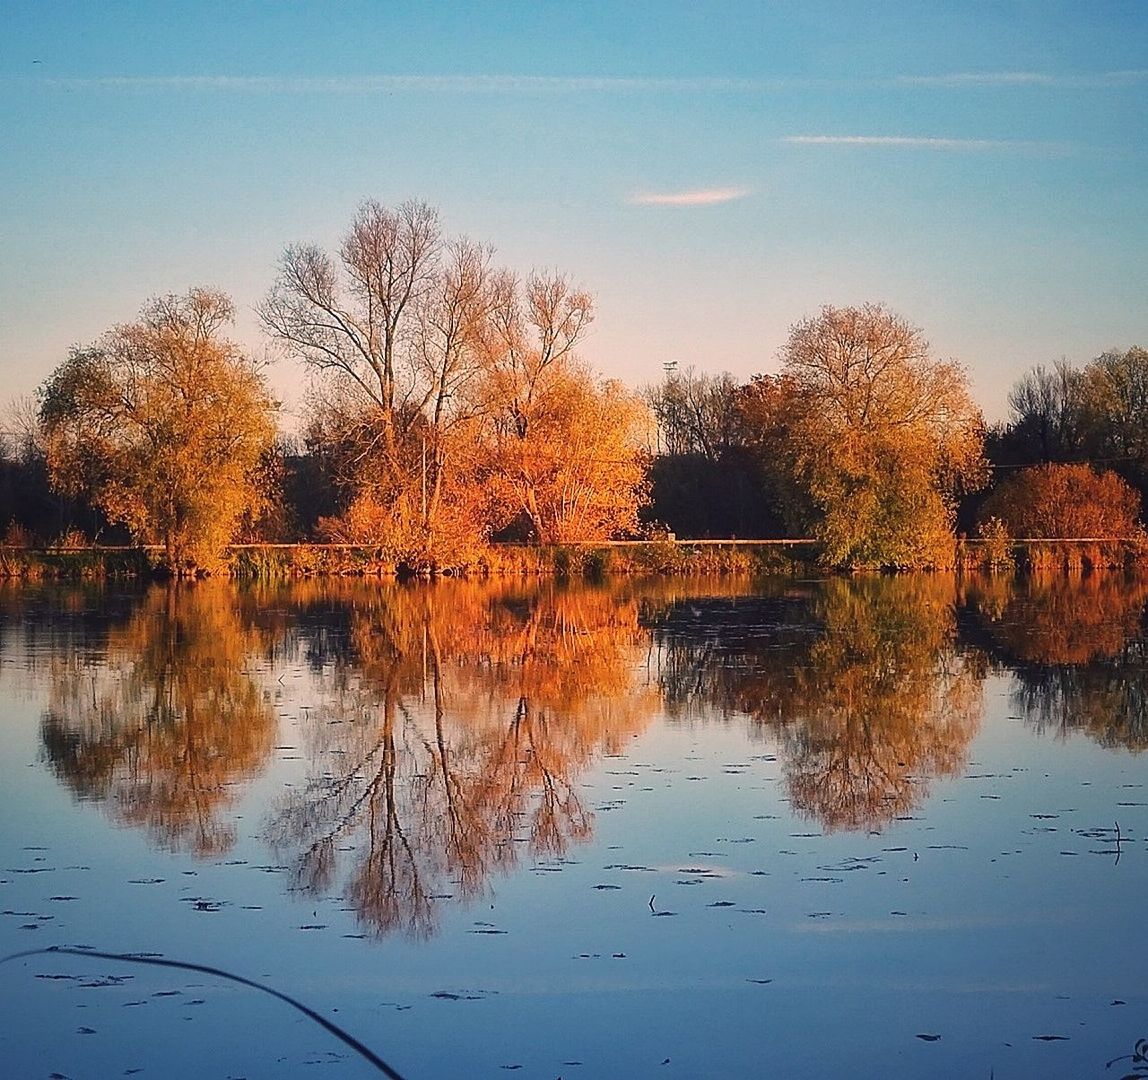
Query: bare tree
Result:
<box><xmin>645</xmin><ymin>367</ymin><xmax>744</xmax><ymax>459</ymax></box>
<box><xmin>261</xmin><ymin>199</ymin><xmax>442</xmax><ymax>455</ymax></box>
<box><xmin>1006</xmin><ymin>361</ymin><xmax>1085</xmax><ymax>462</ymax></box>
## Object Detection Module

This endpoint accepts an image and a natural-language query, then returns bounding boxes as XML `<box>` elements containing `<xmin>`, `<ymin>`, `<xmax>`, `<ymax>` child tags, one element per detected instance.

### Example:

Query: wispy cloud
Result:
<box><xmin>783</xmin><ymin>135</ymin><xmax>1073</xmax><ymax>155</ymax></box>
<box><xmin>629</xmin><ymin>187</ymin><xmax>750</xmax><ymax>207</ymax></box>
<box><xmin>25</xmin><ymin>70</ymin><xmax>1148</xmax><ymax>95</ymax></box>
<box><xmin>896</xmin><ymin>69</ymin><xmax>1148</xmax><ymax>88</ymax></box>
<box><xmin>36</xmin><ymin>74</ymin><xmax>772</xmax><ymax>94</ymax></box>
<box><xmin>25</xmin><ymin>70</ymin><xmax>1147</xmax><ymax>102</ymax></box>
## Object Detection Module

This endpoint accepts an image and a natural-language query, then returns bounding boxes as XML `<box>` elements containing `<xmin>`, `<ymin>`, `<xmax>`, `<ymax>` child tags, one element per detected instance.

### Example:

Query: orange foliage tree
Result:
<box><xmin>484</xmin><ymin>369</ymin><xmax>650</xmax><ymax>542</ymax></box>
<box><xmin>265</xmin><ymin>202</ymin><xmax>649</xmax><ymax>563</ymax></box>
<box><xmin>979</xmin><ymin>462</ymin><xmax>1143</xmax><ymax>538</ymax></box>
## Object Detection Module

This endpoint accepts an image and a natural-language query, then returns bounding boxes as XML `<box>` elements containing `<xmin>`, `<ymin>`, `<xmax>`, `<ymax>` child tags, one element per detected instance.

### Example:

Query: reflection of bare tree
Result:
<box><xmin>266</xmin><ymin>582</ymin><xmax>654</xmax><ymax>937</ymax></box>
<box><xmin>41</xmin><ymin>584</ymin><xmax>274</xmax><ymax>855</ymax></box>
<box><xmin>967</xmin><ymin>572</ymin><xmax>1148</xmax><ymax>751</ymax></box>
<box><xmin>653</xmin><ymin>576</ymin><xmax>985</xmax><ymax>832</ymax></box>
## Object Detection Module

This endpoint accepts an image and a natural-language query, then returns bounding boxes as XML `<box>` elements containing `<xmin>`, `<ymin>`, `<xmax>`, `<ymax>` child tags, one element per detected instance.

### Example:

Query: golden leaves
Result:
<box><xmin>39</xmin><ymin>289</ymin><xmax>277</xmax><ymax>572</ymax></box>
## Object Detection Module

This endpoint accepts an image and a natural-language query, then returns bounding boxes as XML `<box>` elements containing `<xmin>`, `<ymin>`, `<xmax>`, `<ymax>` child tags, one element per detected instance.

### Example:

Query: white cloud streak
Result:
<box><xmin>35</xmin><ymin>74</ymin><xmax>772</xmax><ymax>94</ymax></box>
<box><xmin>24</xmin><ymin>70</ymin><xmax>1147</xmax><ymax>95</ymax></box>
<box><xmin>629</xmin><ymin>187</ymin><xmax>750</xmax><ymax>207</ymax></box>
<box><xmin>896</xmin><ymin>69</ymin><xmax>1148</xmax><ymax>88</ymax></box>
<box><xmin>783</xmin><ymin>135</ymin><xmax>1073</xmax><ymax>155</ymax></box>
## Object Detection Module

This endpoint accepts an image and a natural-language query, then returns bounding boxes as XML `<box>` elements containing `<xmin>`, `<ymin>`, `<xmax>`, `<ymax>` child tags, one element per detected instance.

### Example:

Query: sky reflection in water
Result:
<box><xmin>0</xmin><ymin>574</ymin><xmax>1145</xmax><ymax>1078</ymax></box>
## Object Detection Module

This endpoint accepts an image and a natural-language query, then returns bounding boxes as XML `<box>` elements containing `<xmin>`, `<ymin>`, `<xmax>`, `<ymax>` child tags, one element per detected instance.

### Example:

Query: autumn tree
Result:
<box><xmin>264</xmin><ymin>202</ymin><xmax>646</xmax><ymax>561</ymax></box>
<box><xmin>473</xmin><ymin>270</ymin><xmax>650</xmax><ymax>541</ymax></box>
<box><xmin>293</xmin><ymin>233</ymin><xmax>502</xmax><ymax>565</ymax></box>
<box><xmin>485</xmin><ymin>367</ymin><xmax>650</xmax><ymax>542</ymax></box>
<box><xmin>744</xmin><ymin>304</ymin><xmax>986</xmax><ymax>568</ymax></box>
<box><xmin>979</xmin><ymin>462</ymin><xmax>1143</xmax><ymax>538</ymax></box>
<box><xmin>38</xmin><ymin>289</ymin><xmax>277</xmax><ymax>572</ymax></box>
<box><xmin>1079</xmin><ymin>347</ymin><xmax>1148</xmax><ymax>460</ymax></box>
<box><xmin>262</xmin><ymin>200</ymin><xmax>464</xmax><ymax>566</ymax></box>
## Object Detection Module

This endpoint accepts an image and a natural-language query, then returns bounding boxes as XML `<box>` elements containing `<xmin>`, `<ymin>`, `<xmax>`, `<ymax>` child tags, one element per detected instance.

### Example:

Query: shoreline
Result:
<box><xmin>1</xmin><ymin>537</ymin><xmax>1146</xmax><ymax>581</ymax></box>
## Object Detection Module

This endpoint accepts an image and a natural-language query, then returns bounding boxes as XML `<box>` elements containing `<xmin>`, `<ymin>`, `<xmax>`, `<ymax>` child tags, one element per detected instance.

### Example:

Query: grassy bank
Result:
<box><xmin>0</xmin><ymin>545</ymin><xmax>151</xmax><ymax>580</ymax></box>
<box><xmin>957</xmin><ymin>537</ymin><xmax>1148</xmax><ymax>574</ymax></box>
<box><xmin>0</xmin><ymin>540</ymin><xmax>820</xmax><ymax>580</ymax></box>
<box><xmin>5</xmin><ymin>537</ymin><xmax>1145</xmax><ymax>580</ymax></box>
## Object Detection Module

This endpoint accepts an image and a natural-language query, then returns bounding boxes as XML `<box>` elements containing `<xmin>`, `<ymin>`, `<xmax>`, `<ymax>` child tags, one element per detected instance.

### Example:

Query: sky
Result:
<box><xmin>1</xmin><ymin>1</ymin><xmax>1146</xmax><ymax>428</ymax></box>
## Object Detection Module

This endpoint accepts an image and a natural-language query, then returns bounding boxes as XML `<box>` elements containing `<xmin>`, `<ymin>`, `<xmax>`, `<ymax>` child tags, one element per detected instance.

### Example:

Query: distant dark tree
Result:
<box><xmin>995</xmin><ymin>361</ymin><xmax>1085</xmax><ymax>465</ymax></box>
<box><xmin>643</xmin><ymin>367</ymin><xmax>780</xmax><ymax>538</ymax></box>
<box><xmin>645</xmin><ymin>367</ymin><xmax>745</xmax><ymax>459</ymax></box>
<box><xmin>0</xmin><ymin>397</ymin><xmax>110</xmax><ymax>543</ymax></box>
<box><xmin>987</xmin><ymin>346</ymin><xmax>1148</xmax><ymax>513</ymax></box>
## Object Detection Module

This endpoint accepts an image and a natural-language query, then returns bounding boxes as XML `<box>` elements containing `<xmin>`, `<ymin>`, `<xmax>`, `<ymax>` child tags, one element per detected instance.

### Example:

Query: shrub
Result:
<box><xmin>979</xmin><ymin>463</ymin><xmax>1144</xmax><ymax>539</ymax></box>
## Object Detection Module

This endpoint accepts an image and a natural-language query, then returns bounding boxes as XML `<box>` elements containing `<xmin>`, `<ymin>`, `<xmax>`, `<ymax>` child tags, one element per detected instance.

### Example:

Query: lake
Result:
<box><xmin>0</xmin><ymin>573</ymin><xmax>1145</xmax><ymax>1078</ymax></box>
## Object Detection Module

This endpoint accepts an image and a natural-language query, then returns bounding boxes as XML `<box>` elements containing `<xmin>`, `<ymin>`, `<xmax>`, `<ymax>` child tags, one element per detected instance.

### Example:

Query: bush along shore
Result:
<box><xmin>4</xmin><ymin>538</ymin><xmax>1148</xmax><ymax>581</ymax></box>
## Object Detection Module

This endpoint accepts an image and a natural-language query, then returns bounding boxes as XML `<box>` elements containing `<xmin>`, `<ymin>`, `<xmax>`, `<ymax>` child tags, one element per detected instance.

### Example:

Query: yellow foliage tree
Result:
<box><xmin>39</xmin><ymin>289</ymin><xmax>277</xmax><ymax>573</ymax></box>
<box><xmin>745</xmin><ymin>305</ymin><xmax>986</xmax><ymax>568</ymax></box>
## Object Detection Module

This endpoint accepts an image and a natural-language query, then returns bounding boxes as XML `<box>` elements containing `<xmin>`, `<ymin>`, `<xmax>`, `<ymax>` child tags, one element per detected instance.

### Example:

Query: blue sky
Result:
<box><xmin>1</xmin><ymin>1</ymin><xmax>1146</xmax><ymax>425</ymax></box>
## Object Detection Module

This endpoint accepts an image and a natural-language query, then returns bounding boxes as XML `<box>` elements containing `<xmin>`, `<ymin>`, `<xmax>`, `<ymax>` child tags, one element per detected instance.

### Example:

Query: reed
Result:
<box><xmin>10</xmin><ymin>537</ymin><xmax>1146</xmax><ymax>580</ymax></box>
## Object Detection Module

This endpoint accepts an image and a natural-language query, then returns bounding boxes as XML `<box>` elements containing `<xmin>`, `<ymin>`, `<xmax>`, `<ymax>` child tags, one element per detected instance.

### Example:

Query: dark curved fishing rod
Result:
<box><xmin>0</xmin><ymin>945</ymin><xmax>410</xmax><ymax>1080</ymax></box>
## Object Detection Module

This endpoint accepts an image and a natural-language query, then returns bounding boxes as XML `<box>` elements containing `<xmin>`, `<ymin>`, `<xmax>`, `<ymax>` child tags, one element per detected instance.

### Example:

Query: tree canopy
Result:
<box><xmin>742</xmin><ymin>304</ymin><xmax>986</xmax><ymax>568</ymax></box>
<box><xmin>980</xmin><ymin>463</ymin><xmax>1144</xmax><ymax>539</ymax></box>
<box><xmin>38</xmin><ymin>289</ymin><xmax>277</xmax><ymax>572</ymax></box>
<box><xmin>264</xmin><ymin>200</ymin><xmax>649</xmax><ymax>565</ymax></box>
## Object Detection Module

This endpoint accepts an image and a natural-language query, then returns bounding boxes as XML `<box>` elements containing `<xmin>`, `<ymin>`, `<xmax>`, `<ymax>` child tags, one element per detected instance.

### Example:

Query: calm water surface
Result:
<box><xmin>0</xmin><ymin>574</ymin><xmax>1145</xmax><ymax>1078</ymax></box>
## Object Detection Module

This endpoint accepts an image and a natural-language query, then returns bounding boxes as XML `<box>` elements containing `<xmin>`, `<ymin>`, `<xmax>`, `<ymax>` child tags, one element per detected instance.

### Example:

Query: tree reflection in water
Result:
<box><xmin>967</xmin><ymin>571</ymin><xmax>1148</xmax><ymax>751</ymax></box>
<box><xmin>40</xmin><ymin>583</ymin><xmax>275</xmax><ymax>855</ymax></box>
<box><xmin>265</xmin><ymin>581</ymin><xmax>656</xmax><ymax>937</ymax></box>
<box><xmin>652</xmin><ymin>576</ymin><xmax>985</xmax><ymax>832</ymax></box>
<box><xmin>29</xmin><ymin>569</ymin><xmax>1148</xmax><ymax>939</ymax></box>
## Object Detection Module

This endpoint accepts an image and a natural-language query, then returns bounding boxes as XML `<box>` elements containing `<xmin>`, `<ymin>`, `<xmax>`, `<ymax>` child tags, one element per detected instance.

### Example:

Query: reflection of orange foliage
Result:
<box><xmin>968</xmin><ymin>571</ymin><xmax>1148</xmax><ymax>665</ymax></box>
<box><xmin>656</xmin><ymin>575</ymin><xmax>984</xmax><ymax>832</ymax></box>
<box><xmin>266</xmin><ymin>579</ymin><xmax>656</xmax><ymax>937</ymax></box>
<box><xmin>41</xmin><ymin>583</ymin><xmax>274</xmax><ymax>855</ymax></box>
<box><xmin>966</xmin><ymin>571</ymin><xmax>1148</xmax><ymax>751</ymax></box>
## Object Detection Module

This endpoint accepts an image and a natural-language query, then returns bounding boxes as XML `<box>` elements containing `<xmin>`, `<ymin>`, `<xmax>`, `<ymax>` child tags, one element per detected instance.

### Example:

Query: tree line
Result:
<box><xmin>2</xmin><ymin>198</ymin><xmax>1146</xmax><ymax>573</ymax></box>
